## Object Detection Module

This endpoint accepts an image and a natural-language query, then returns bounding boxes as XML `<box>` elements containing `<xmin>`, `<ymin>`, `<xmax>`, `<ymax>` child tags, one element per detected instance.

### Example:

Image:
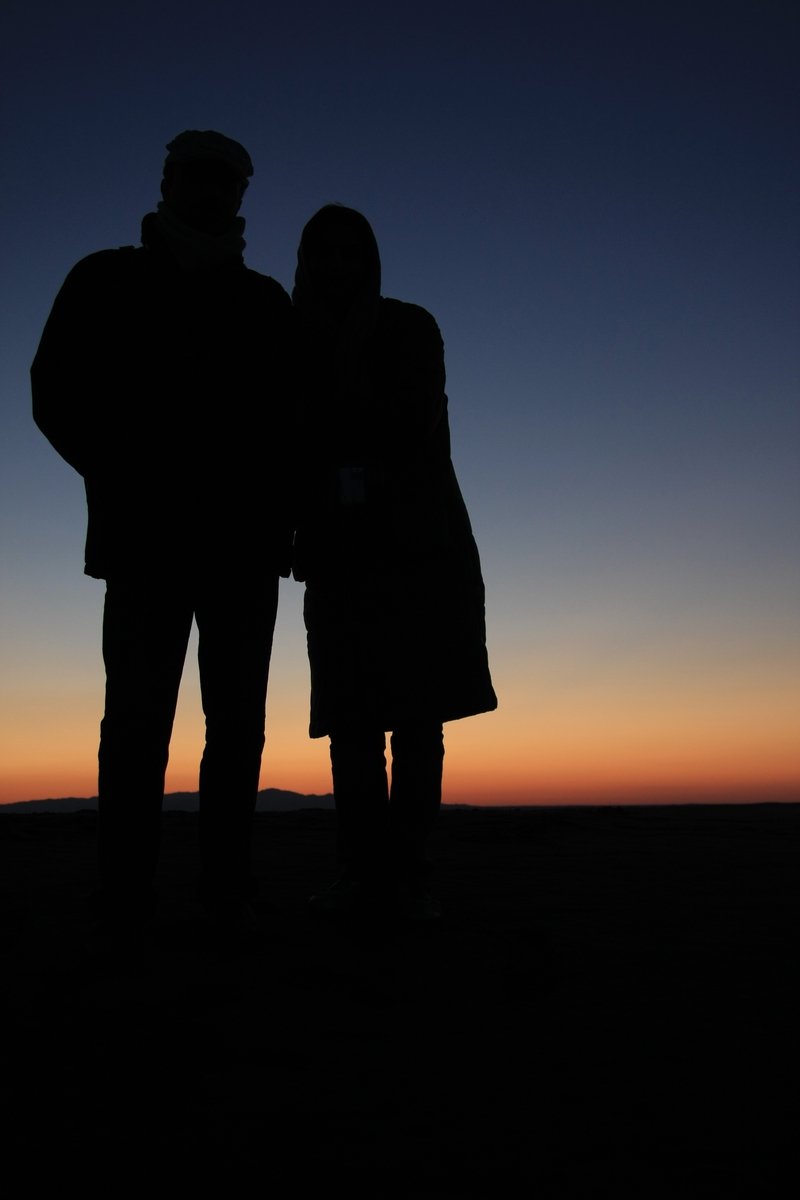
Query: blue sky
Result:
<box><xmin>1</xmin><ymin>0</ymin><xmax>798</xmax><ymax>803</ymax></box>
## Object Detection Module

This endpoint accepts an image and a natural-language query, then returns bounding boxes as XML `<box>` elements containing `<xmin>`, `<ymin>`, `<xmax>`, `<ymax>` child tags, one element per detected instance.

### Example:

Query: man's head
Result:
<box><xmin>161</xmin><ymin>130</ymin><xmax>254</xmax><ymax>235</ymax></box>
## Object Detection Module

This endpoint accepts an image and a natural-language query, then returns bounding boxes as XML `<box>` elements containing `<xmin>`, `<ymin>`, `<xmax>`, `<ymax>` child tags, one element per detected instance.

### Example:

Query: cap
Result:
<box><xmin>163</xmin><ymin>130</ymin><xmax>254</xmax><ymax>180</ymax></box>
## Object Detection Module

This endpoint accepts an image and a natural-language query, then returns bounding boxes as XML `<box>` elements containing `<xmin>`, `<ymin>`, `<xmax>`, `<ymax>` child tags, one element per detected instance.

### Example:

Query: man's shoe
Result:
<box><xmin>394</xmin><ymin>880</ymin><xmax>443</xmax><ymax>923</ymax></box>
<box><xmin>307</xmin><ymin>872</ymin><xmax>362</xmax><ymax>914</ymax></box>
<box><xmin>308</xmin><ymin>871</ymin><xmax>381</xmax><ymax>917</ymax></box>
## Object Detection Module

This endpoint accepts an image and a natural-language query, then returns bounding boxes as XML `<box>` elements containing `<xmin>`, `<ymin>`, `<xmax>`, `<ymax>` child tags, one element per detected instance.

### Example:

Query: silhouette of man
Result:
<box><xmin>31</xmin><ymin>130</ymin><xmax>294</xmax><ymax>949</ymax></box>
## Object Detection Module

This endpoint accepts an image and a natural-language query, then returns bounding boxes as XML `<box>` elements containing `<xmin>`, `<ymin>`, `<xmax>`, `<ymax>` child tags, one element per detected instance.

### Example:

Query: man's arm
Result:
<box><xmin>31</xmin><ymin>251</ymin><xmax>121</xmax><ymax>476</ymax></box>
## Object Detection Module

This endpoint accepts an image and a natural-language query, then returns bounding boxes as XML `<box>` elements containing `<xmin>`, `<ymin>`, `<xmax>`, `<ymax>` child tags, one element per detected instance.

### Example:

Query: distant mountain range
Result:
<box><xmin>1</xmin><ymin>789</ymin><xmax>335</xmax><ymax>813</ymax></box>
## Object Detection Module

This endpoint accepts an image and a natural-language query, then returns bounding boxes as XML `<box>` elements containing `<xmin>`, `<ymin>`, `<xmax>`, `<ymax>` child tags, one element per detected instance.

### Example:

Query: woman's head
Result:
<box><xmin>293</xmin><ymin>204</ymin><xmax>381</xmax><ymax>313</ymax></box>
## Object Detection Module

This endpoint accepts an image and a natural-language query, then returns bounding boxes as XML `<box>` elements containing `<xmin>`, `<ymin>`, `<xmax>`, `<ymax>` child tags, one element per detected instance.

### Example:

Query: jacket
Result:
<box><xmin>31</xmin><ymin>224</ymin><xmax>295</xmax><ymax>579</ymax></box>
<box><xmin>295</xmin><ymin>295</ymin><xmax>498</xmax><ymax>735</ymax></box>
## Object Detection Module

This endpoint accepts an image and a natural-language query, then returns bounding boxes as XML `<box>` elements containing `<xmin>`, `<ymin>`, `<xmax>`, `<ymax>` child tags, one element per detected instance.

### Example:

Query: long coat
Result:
<box><xmin>294</xmin><ymin>296</ymin><xmax>498</xmax><ymax>736</ymax></box>
<box><xmin>31</xmin><ymin>220</ymin><xmax>295</xmax><ymax>580</ymax></box>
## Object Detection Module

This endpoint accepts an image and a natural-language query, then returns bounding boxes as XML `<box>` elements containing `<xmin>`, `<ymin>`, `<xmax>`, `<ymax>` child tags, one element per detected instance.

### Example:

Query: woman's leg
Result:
<box><xmin>388</xmin><ymin>722</ymin><xmax>444</xmax><ymax>875</ymax></box>
<box><xmin>329</xmin><ymin>726</ymin><xmax>389</xmax><ymax>879</ymax></box>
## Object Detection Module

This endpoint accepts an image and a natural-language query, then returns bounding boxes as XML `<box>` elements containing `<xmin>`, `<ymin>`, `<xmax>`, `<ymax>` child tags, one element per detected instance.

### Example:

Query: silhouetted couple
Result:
<box><xmin>32</xmin><ymin>130</ymin><xmax>496</xmax><ymax>959</ymax></box>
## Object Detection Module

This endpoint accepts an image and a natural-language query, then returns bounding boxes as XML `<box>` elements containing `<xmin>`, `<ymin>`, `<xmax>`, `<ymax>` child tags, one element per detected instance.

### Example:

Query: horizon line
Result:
<box><xmin>2</xmin><ymin>787</ymin><xmax>799</xmax><ymax>811</ymax></box>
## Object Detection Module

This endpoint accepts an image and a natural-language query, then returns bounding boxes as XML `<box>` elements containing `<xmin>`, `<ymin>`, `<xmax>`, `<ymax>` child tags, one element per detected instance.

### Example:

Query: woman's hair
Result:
<box><xmin>293</xmin><ymin>203</ymin><xmax>381</xmax><ymax>307</ymax></box>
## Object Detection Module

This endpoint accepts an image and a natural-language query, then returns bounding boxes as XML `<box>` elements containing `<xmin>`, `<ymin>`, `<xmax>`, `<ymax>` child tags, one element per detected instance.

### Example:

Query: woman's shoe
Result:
<box><xmin>307</xmin><ymin>871</ymin><xmax>366</xmax><ymax>915</ymax></box>
<box><xmin>393</xmin><ymin>878</ymin><xmax>442</xmax><ymax>923</ymax></box>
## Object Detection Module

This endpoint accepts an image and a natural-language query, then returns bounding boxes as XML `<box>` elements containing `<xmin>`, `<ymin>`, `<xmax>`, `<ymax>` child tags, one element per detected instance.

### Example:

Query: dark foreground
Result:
<box><xmin>1</xmin><ymin>804</ymin><xmax>798</xmax><ymax>1196</ymax></box>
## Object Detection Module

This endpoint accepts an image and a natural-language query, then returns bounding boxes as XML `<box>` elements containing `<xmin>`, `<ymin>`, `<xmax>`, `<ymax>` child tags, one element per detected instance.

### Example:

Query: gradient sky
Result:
<box><xmin>1</xmin><ymin>0</ymin><xmax>798</xmax><ymax>806</ymax></box>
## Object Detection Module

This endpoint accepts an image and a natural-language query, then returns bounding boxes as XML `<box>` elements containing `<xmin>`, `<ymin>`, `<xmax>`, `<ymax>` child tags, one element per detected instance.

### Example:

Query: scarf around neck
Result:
<box><xmin>142</xmin><ymin>203</ymin><xmax>246</xmax><ymax>270</ymax></box>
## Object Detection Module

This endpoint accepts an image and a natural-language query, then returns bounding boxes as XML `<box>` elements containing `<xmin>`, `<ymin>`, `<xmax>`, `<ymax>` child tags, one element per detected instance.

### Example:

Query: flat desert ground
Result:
<box><xmin>1</xmin><ymin>803</ymin><xmax>798</xmax><ymax>1195</ymax></box>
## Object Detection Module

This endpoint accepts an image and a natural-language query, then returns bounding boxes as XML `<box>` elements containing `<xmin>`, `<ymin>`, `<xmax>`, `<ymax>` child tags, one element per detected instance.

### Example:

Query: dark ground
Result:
<box><xmin>1</xmin><ymin>803</ymin><xmax>798</xmax><ymax>1196</ymax></box>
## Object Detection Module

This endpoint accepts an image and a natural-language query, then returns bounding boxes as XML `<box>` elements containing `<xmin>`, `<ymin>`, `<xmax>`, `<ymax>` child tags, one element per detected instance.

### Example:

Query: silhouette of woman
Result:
<box><xmin>292</xmin><ymin>204</ymin><xmax>497</xmax><ymax>920</ymax></box>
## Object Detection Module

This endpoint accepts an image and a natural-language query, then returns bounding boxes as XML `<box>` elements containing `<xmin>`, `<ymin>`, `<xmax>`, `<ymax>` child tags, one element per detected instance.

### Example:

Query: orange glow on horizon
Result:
<box><xmin>3</xmin><ymin>625</ymin><xmax>798</xmax><ymax>807</ymax></box>
<box><xmin>2</xmin><ymin>751</ymin><xmax>798</xmax><ymax>809</ymax></box>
